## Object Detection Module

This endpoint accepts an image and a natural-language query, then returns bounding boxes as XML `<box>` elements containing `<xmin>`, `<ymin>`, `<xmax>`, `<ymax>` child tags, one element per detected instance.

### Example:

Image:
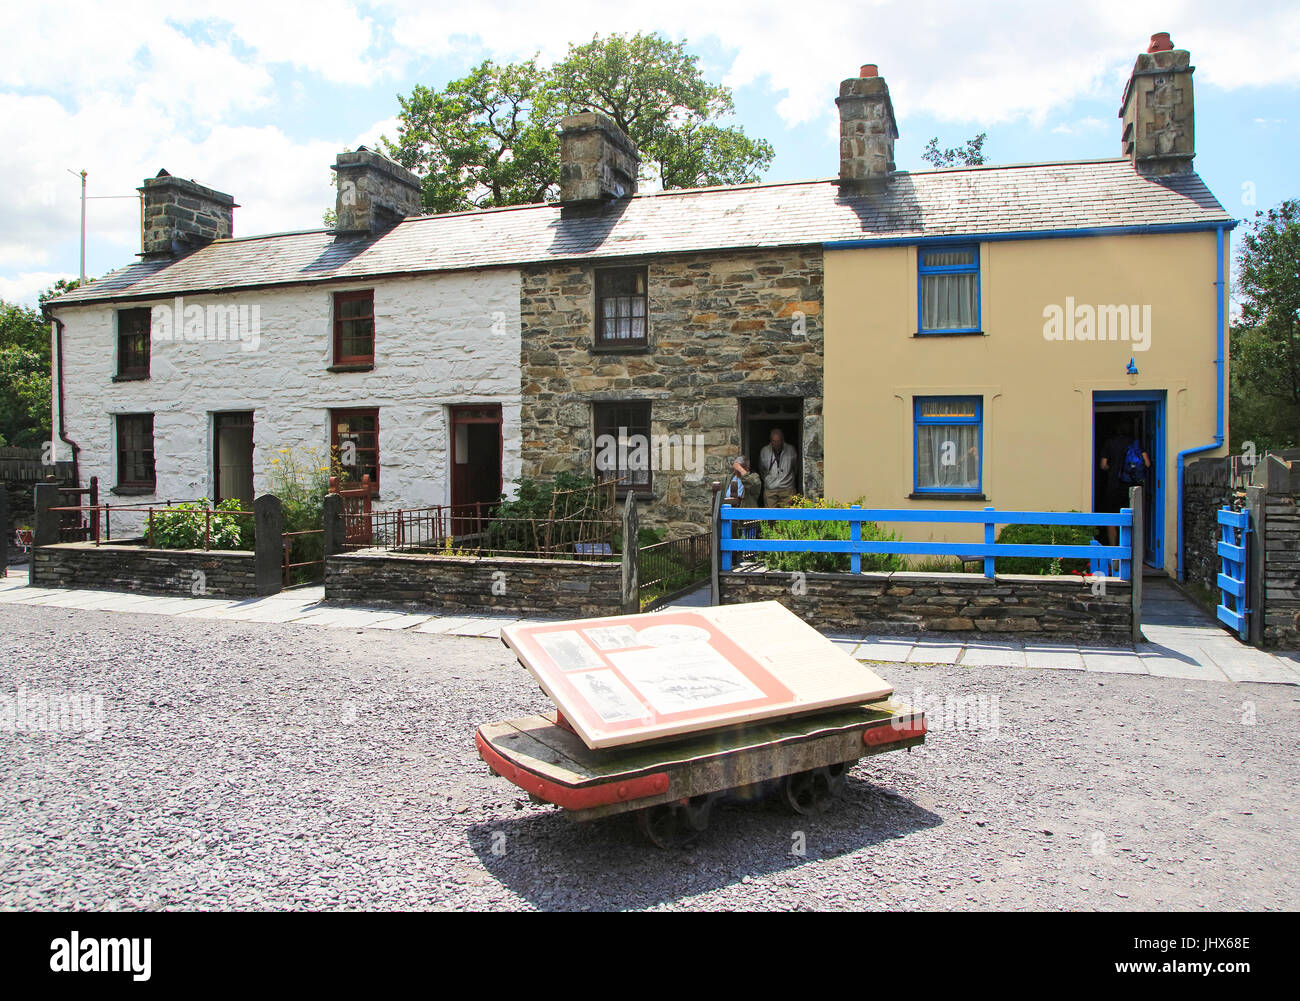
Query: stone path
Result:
<box><xmin>2</xmin><ymin>569</ymin><xmax>1297</xmax><ymax>686</ymax></box>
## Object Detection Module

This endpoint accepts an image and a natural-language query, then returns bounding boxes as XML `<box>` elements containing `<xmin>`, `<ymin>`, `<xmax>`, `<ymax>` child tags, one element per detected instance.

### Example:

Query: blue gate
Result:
<box><xmin>1216</xmin><ymin>506</ymin><xmax>1251</xmax><ymax>640</ymax></box>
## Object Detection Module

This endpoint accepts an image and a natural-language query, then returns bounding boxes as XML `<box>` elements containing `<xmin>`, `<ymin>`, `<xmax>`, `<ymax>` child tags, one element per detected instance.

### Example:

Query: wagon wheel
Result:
<box><xmin>635</xmin><ymin>796</ymin><xmax>713</xmax><ymax>848</ymax></box>
<box><xmin>780</xmin><ymin>765</ymin><xmax>846</xmax><ymax>815</ymax></box>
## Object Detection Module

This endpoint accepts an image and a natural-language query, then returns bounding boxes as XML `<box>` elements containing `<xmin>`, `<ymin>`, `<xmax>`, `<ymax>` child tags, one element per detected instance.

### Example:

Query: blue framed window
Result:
<box><xmin>914</xmin><ymin>397</ymin><xmax>982</xmax><ymax>494</ymax></box>
<box><xmin>918</xmin><ymin>245</ymin><xmax>980</xmax><ymax>334</ymax></box>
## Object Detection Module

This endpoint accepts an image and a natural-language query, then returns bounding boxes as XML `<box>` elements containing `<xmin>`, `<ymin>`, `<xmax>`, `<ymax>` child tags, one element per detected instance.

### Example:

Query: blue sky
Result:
<box><xmin>1</xmin><ymin>0</ymin><xmax>1296</xmax><ymax>307</ymax></box>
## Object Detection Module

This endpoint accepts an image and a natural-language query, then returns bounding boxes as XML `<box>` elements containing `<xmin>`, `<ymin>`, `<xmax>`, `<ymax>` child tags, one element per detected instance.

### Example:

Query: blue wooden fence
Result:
<box><xmin>719</xmin><ymin>504</ymin><xmax>1135</xmax><ymax>580</ymax></box>
<box><xmin>1215</xmin><ymin>507</ymin><xmax>1250</xmax><ymax>640</ymax></box>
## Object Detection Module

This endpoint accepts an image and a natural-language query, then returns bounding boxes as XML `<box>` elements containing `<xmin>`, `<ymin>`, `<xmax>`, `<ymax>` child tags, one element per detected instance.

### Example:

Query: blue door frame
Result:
<box><xmin>1093</xmin><ymin>390</ymin><xmax>1165</xmax><ymax>568</ymax></box>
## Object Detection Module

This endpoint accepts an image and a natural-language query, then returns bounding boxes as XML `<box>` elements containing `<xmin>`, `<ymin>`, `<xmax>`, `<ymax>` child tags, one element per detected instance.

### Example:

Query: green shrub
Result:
<box><xmin>759</xmin><ymin>496</ymin><xmax>903</xmax><ymax>574</ymax></box>
<box><xmin>994</xmin><ymin>521</ymin><xmax>1095</xmax><ymax>575</ymax></box>
<box><xmin>149</xmin><ymin>499</ymin><xmax>250</xmax><ymax>550</ymax></box>
<box><xmin>264</xmin><ymin>445</ymin><xmax>335</xmax><ymax>581</ymax></box>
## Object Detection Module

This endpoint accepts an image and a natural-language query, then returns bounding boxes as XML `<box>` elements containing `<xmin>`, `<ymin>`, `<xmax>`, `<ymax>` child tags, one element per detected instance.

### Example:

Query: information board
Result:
<box><xmin>501</xmin><ymin>601</ymin><xmax>892</xmax><ymax>749</ymax></box>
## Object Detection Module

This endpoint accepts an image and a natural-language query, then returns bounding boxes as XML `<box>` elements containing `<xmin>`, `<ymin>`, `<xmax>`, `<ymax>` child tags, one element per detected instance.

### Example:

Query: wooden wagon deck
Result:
<box><xmin>476</xmin><ymin>696</ymin><xmax>926</xmax><ymax>824</ymax></box>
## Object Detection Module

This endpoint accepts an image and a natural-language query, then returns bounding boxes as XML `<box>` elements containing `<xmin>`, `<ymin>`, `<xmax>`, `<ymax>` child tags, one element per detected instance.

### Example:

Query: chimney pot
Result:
<box><xmin>331</xmin><ymin>146</ymin><xmax>423</xmax><ymax>236</ymax></box>
<box><xmin>1119</xmin><ymin>35</ymin><xmax>1195</xmax><ymax>175</ymax></box>
<box><xmin>137</xmin><ymin>172</ymin><xmax>237</xmax><ymax>259</ymax></box>
<box><xmin>558</xmin><ymin>112</ymin><xmax>640</xmax><ymax>211</ymax></box>
<box><xmin>836</xmin><ymin>69</ymin><xmax>898</xmax><ymax>194</ymax></box>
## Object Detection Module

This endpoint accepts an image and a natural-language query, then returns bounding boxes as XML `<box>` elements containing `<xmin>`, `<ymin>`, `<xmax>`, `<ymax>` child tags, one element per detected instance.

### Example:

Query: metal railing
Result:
<box><xmin>282</xmin><ymin>528</ymin><xmax>325</xmax><ymax>587</ymax></box>
<box><xmin>720</xmin><ymin>504</ymin><xmax>1137</xmax><ymax>580</ymax></box>
<box><xmin>347</xmin><ymin>502</ymin><xmax>622</xmax><ymax>560</ymax></box>
<box><xmin>639</xmin><ymin>531</ymin><xmax>712</xmax><ymax>608</ymax></box>
<box><xmin>47</xmin><ymin>503</ymin><xmax>255</xmax><ymax>551</ymax></box>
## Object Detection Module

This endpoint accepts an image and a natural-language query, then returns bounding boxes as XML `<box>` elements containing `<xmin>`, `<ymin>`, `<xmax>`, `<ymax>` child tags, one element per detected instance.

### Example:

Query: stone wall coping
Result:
<box><xmin>330</xmin><ymin>550</ymin><xmax>618</xmax><ymax>569</ymax></box>
<box><xmin>722</xmin><ymin>568</ymin><xmax>1130</xmax><ymax>589</ymax></box>
<box><xmin>37</xmin><ymin>541</ymin><xmax>253</xmax><ymax>556</ymax></box>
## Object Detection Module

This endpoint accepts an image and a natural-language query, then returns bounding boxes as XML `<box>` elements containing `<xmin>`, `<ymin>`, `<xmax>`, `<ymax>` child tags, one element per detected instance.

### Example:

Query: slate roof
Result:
<box><xmin>48</xmin><ymin>158</ymin><xmax>1232</xmax><ymax>308</ymax></box>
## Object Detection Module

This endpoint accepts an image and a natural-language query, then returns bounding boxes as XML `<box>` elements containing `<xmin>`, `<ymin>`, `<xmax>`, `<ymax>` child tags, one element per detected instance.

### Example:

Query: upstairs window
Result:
<box><xmin>593</xmin><ymin>401</ymin><xmax>652</xmax><ymax>495</ymax></box>
<box><xmin>333</xmin><ymin>290</ymin><xmax>375</xmax><ymax>366</ymax></box>
<box><xmin>914</xmin><ymin>397</ymin><xmax>982</xmax><ymax>495</ymax></box>
<box><xmin>116</xmin><ymin>308</ymin><xmax>151</xmax><ymax>379</ymax></box>
<box><xmin>918</xmin><ymin>245</ymin><xmax>980</xmax><ymax>334</ymax></box>
<box><xmin>595</xmin><ymin>268</ymin><xmax>647</xmax><ymax>347</ymax></box>
<box><xmin>116</xmin><ymin>413</ymin><xmax>156</xmax><ymax>492</ymax></box>
<box><xmin>331</xmin><ymin>408</ymin><xmax>380</xmax><ymax>489</ymax></box>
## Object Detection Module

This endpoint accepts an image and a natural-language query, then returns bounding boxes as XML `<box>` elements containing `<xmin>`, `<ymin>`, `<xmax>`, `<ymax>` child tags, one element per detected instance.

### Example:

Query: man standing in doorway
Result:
<box><xmin>1099</xmin><ymin>421</ymin><xmax>1150</xmax><ymax>548</ymax></box>
<box><xmin>759</xmin><ymin>428</ymin><xmax>798</xmax><ymax>507</ymax></box>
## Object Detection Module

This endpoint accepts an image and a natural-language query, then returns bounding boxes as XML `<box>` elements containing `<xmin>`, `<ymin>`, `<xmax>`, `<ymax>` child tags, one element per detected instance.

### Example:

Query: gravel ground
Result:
<box><xmin>2</xmin><ymin>602</ymin><xmax>1297</xmax><ymax>911</ymax></box>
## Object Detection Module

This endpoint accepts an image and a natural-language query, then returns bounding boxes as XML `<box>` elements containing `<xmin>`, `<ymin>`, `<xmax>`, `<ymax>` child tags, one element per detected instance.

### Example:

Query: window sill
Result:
<box><xmin>591</xmin><ymin>343</ymin><xmax>650</xmax><ymax>355</ymax></box>
<box><xmin>112</xmin><ymin>372</ymin><xmax>150</xmax><ymax>382</ymax></box>
<box><xmin>111</xmin><ymin>485</ymin><xmax>157</xmax><ymax>497</ymax></box>
<box><xmin>327</xmin><ymin>362</ymin><xmax>375</xmax><ymax>373</ymax></box>
<box><xmin>908</xmin><ymin>492</ymin><xmax>987</xmax><ymax>502</ymax></box>
<box><xmin>615</xmin><ymin>491</ymin><xmax>655</xmax><ymax>502</ymax></box>
<box><xmin>913</xmin><ymin>330</ymin><xmax>985</xmax><ymax>338</ymax></box>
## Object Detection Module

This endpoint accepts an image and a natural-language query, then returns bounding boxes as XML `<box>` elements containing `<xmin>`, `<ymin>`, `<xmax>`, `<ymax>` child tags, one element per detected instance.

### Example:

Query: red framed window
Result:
<box><xmin>333</xmin><ymin>290</ymin><xmax>375</xmax><ymax>365</ymax></box>
<box><xmin>595</xmin><ymin>268</ymin><xmax>647</xmax><ymax>346</ymax></box>
<box><xmin>116</xmin><ymin>308</ymin><xmax>151</xmax><ymax>378</ymax></box>
<box><xmin>331</xmin><ymin>408</ymin><xmax>379</xmax><ymax>488</ymax></box>
<box><xmin>116</xmin><ymin>413</ymin><xmax>156</xmax><ymax>490</ymax></box>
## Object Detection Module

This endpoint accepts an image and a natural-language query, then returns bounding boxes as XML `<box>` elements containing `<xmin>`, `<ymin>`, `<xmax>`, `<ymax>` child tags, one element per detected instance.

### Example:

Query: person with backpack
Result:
<box><xmin>1099</xmin><ymin>425</ymin><xmax>1150</xmax><ymax>547</ymax></box>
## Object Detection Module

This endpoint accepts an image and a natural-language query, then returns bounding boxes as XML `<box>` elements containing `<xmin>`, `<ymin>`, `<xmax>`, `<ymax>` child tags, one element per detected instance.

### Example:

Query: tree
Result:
<box><xmin>0</xmin><ymin>279</ymin><xmax>85</xmax><ymax>448</ymax></box>
<box><xmin>921</xmin><ymin>133</ymin><xmax>988</xmax><ymax>168</ymax></box>
<box><xmin>0</xmin><ymin>299</ymin><xmax>52</xmax><ymax>448</ymax></box>
<box><xmin>385</xmin><ymin>58</ymin><xmax>560</xmax><ymax>214</ymax></box>
<box><xmin>550</xmin><ymin>32</ymin><xmax>772</xmax><ymax>190</ymax></box>
<box><xmin>382</xmin><ymin>32</ymin><xmax>773</xmax><ymax>214</ymax></box>
<box><xmin>1231</xmin><ymin>199</ymin><xmax>1300</xmax><ymax>450</ymax></box>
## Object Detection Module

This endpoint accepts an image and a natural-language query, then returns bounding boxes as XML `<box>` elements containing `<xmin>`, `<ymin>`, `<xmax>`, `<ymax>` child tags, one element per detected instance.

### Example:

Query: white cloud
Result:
<box><xmin>2</xmin><ymin>0</ymin><xmax>1299</xmax><ymax>300</ymax></box>
<box><xmin>0</xmin><ymin>271</ymin><xmax>73</xmax><ymax>307</ymax></box>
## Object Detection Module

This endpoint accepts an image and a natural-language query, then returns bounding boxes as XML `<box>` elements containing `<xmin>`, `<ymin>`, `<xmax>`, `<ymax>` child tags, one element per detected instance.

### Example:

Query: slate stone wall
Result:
<box><xmin>30</xmin><ymin>542</ymin><xmax>258</xmax><ymax>597</ymax></box>
<box><xmin>718</xmin><ymin>570</ymin><xmax>1132</xmax><ymax>643</ymax></box>
<box><xmin>520</xmin><ymin>248</ymin><xmax>824</xmax><ymax>536</ymax></box>
<box><xmin>325</xmin><ymin>551</ymin><xmax>626</xmax><ymax>617</ymax></box>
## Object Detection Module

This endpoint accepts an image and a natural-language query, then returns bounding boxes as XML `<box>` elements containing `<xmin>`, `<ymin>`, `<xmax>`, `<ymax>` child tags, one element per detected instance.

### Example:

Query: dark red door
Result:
<box><xmin>450</xmin><ymin>405</ymin><xmax>503</xmax><ymax>523</ymax></box>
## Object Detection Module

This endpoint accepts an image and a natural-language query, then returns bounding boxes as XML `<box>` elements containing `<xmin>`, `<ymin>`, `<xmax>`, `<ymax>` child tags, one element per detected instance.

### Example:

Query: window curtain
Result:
<box><xmin>917</xmin><ymin>425</ymin><xmax>980</xmax><ymax>489</ymax></box>
<box><xmin>921</xmin><ymin>272</ymin><xmax>977</xmax><ymax>330</ymax></box>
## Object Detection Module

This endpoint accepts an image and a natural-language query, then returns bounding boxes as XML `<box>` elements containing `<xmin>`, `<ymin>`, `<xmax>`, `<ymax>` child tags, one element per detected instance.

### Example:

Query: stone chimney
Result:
<box><xmin>558</xmin><ymin>111</ymin><xmax>639</xmax><ymax>210</ymax></box>
<box><xmin>837</xmin><ymin>64</ymin><xmax>898</xmax><ymax>193</ymax></box>
<box><xmin>1118</xmin><ymin>32</ymin><xmax>1195</xmax><ymax>176</ymax></box>
<box><xmin>138</xmin><ymin>170</ymin><xmax>237</xmax><ymax>259</ymax></box>
<box><xmin>331</xmin><ymin>146</ymin><xmax>423</xmax><ymax>235</ymax></box>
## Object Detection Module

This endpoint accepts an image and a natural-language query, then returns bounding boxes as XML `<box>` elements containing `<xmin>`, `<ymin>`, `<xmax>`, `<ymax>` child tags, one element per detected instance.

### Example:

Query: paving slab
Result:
<box><xmin>853</xmin><ymin>637</ymin><xmax>916</xmax><ymax>662</ymax></box>
<box><xmin>906</xmin><ymin>641</ymin><xmax>964</xmax><ymax>665</ymax></box>
<box><xmin>1138</xmin><ymin>646</ymin><xmax>1230</xmax><ymax>682</ymax></box>
<box><xmin>1023</xmin><ymin>643</ymin><xmax>1086</xmax><ymax>671</ymax></box>
<box><xmin>959</xmin><ymin>641</ymin><xmax>1027</xmax><ymax>669</ymax></box>
<box><xmin>1197</xmin><ymin>640</ymin><xmax>1300</xmax><ymax>685</ymax></box>
<box><xmin>0</xmin><ymin>587</ymin><xmax>70</xmax><ymax>604</ymax></box>
<box><xmin>363</xmin><ymin>613</ymin><xmax>433</xmax><ymax>631</ymax></box>
<box><xmin>292</xmin><ymin>607</ymin><xmax>414</xmax><ymax>630</ymax></box>
<box><xmin>1078</xmin><ymin>647</ymin><xmax>1148</xmax><ymax>674</ymax></box>
<box><xmin>414</xmin><ymin>615</ymin><xmax>487</xmax><ymax>635</ymax></box>
<box><xmin>171</xmin><ymin>599</ymin><xmax>249</xmax><ymax>619</ymax></box>
<box><xmin>447</xmin><ymin>617</ymin><xmax>517</xmax><ymax>638</ymax></box>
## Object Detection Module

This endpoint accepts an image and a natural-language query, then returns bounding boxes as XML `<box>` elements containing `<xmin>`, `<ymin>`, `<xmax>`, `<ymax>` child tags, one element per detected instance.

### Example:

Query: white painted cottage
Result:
<box><xmin>45</xmin><ymin>150</ymin><xmax>525</xmax><ymax>524</ymax></box>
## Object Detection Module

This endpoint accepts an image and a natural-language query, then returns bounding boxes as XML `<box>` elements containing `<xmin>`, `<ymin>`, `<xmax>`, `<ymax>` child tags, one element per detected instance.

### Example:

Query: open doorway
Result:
<box><xmin>1093</xmin><ymin>391</ymin><xmax>1164</xmax><ymax>568</ymax></box>
<box><xmin>740</xmin><ymin>397</ymin><xmax>803</xmax><ymax>499</ymax></box>
<box><xmin>450</xmin><ymin>404</ymin><xmax>503</xmax><ymax>514</ymax></box>
<box><xmin>213</xmin><ymin>411</ymin><xmax>254</xmax><ymax>507</ymax></box>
